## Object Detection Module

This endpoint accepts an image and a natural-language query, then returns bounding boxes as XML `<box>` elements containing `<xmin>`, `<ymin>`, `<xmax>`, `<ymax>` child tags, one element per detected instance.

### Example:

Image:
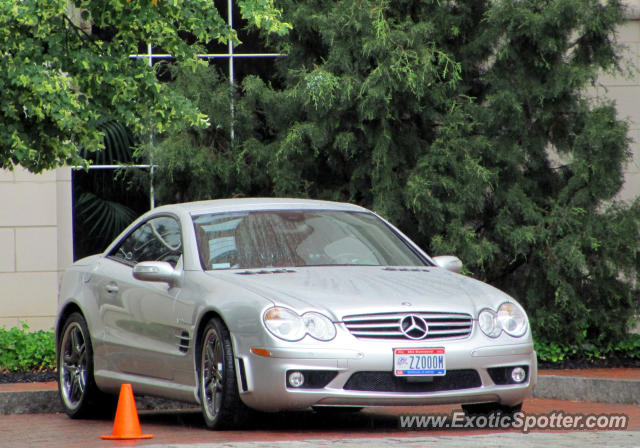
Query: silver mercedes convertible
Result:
<box><xmin>56</xmin><ymin>198</ymin><xmax>536</xmax><ymax>429</ymax></box>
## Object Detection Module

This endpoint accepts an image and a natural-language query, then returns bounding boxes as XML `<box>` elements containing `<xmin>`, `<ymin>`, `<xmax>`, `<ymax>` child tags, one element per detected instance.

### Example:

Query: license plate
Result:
<box><xmin>393</xmin><ymin>348</ymin><xmax>446</xmax><ymax>376</ymax></box>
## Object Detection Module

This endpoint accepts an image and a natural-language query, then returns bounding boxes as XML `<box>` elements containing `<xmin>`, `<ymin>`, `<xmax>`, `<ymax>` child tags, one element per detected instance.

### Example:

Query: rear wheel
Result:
<box><xmin>58</xmin><ymin>312</ymin><xmax>109</xmax><ymax>418</ymax></box>
<box><xmin>199</xmin><ymin>317</ymin><xmax>249</xmax><ymax>429</ymax></box>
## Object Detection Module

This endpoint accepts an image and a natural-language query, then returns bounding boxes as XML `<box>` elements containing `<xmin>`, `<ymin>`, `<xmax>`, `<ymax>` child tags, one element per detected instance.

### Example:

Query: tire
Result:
<box><xmin>199</xmin><ymin>317</ymin><xmax>249</xmax><ymax>429</ymax></box>
<box><xmin>58</xmin><ymin>312</ymin><xmax>110</xmax><ymax>418</ymax></box>
<box><xmin>461</xmin><ymin>402</ymin><xmax>522</xmax><ymax>417</ymax></box>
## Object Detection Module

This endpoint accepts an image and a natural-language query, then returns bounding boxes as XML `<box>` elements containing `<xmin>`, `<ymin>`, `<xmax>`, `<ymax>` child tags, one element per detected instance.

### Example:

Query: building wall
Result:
<box><xmin>601</xmin><ymin>9</ymin><xmax>640</xmax><ymax>201</ymax></box>
<box><xmin>0</xmin><ymin>167</ymin><xmax>73</xmax><ymax>331</ymax></box>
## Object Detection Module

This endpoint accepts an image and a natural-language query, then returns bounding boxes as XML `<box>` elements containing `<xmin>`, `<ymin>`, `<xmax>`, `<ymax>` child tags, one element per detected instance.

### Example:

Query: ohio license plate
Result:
<box><xmin>393</xmin><ymin>348</ymin><xmax>446</xmax><ymax>376</ymax></box>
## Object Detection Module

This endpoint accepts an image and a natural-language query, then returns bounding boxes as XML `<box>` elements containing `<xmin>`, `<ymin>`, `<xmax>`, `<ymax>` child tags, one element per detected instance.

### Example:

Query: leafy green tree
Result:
<box><xmin>157</xmin><ymin>0</ymin><xmax>640</xmax><ymax>353</ymax></box>
<box><xmin>0</xmin><ymin>0</ymin><xmax>289</xmax><ymax>172</ymax></box>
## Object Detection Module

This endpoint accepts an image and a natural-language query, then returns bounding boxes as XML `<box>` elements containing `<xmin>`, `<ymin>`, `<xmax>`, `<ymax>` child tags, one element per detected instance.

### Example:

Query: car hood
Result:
<box><xmin>206</xmin><ymin>266</ymin><xmax>514</xmax><ymax>320</ymax></box>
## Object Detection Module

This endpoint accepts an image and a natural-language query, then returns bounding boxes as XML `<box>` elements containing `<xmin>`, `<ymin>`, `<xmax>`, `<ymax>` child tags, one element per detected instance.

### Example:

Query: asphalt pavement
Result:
<box><xmin>138</xmin><ymin>433</ymin><xmax>640</xmax><ymax>448</ymax></box>
<box><xmin>1</xmin><ymin>398</ymin><xmax>639</xmax><ymax>448</ymax></box>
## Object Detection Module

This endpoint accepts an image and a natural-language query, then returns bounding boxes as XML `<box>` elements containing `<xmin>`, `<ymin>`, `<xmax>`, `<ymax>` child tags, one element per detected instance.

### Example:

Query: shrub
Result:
<box><xmin>535</xmin><ymin>333</ymin><xmax>640</xmax><ymax>364</ymax></box>
<box><xmin>0</xmin><ymin>323</ymin><xmax>56</xmax><ymax>372</ymax></box>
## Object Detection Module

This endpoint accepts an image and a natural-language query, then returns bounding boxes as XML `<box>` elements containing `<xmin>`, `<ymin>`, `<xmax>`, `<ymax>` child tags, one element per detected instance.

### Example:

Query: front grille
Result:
<box><xmin>342</xmin><ymin>312</ymin><xmax>473</xmax><ymax>340</ymax></box>
<box><xmin>344</xmin><ymin>370</ymin><xmax>481</xmax><ymax>392</ymax></box>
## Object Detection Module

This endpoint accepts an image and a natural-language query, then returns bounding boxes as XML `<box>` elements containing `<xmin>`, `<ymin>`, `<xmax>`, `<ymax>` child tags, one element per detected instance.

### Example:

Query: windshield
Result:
<box><xmin>192</xmin><ymin>210</ymin><xmax>428</xmax><ymax>270</ymax></box>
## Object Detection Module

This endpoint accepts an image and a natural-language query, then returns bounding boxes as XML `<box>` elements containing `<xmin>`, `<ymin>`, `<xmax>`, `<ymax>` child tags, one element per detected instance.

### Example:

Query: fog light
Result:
<box><xmin>511</xmin><ymin>367</ymin><xmax>526</xmax><ymax>383</ymax></box>
<box><xmin>288</xmin><ymin>371</ymin><xmax>305</xmax><ymax>388</ymax></box>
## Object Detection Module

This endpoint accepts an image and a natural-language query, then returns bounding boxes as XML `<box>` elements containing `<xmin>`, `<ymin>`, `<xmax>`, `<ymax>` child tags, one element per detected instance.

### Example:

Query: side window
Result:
<box><xmin>110</xmin><ymin>216</ymin><xmax>182</xmax><ymax>267</ymax></box>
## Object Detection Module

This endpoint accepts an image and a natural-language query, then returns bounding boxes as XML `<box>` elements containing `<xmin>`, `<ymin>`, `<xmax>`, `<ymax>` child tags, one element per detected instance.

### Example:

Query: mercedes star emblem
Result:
<box><xmin>400</xmin><ymin>315</ymin><xmax>429</xmax><ymax>339</ymax></box>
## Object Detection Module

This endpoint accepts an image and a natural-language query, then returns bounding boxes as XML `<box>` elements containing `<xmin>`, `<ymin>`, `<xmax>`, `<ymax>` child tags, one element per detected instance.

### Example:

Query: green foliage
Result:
<box><xmin>155</xmin><ymin>0</ymin><xmax>640</xmax><ymax>354</ymax></box>
<box><xmin>614</xmin><ymin>333</ymin><xmax>640</xmax><ymax>357</ymax></box>
<box><xmin>535</xmin><ymin>334</ymin><xmax>640</xmax><ymax>363</ymax></box>
<box><xmin>151</xmin><ymin>65</ymin><xmax>250</xmax><ymax>202</ymax></box>
<box><xmin>0</xmin><ymin>0</ymin><xmax>290</xmax><ymax>173</ymax></box>
<box><xmin>534</xmin><ymin>338</ymin><xmax>573</xmax><ymax>363</ymax></box>
<box><xmin>0</xmin><ymin>323</ymin><xmax>56</xmax><ymax>372</ymax></box>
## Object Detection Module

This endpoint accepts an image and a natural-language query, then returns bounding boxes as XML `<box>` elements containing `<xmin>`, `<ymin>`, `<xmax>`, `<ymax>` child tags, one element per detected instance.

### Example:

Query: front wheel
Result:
<box><xmin>199</xmin><ymin>317</ymin><xmax>249</xmax><ymax>429</ymax></box>
<box><xmin>58</xmin><ymin>312</ymin><xmax>107</xmax><ymax>418</ymax></box>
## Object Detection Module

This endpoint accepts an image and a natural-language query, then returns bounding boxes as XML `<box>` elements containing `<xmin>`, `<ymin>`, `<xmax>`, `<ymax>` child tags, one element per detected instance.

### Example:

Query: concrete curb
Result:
<box><xmin>532</xmin><ymin>375</ymin><xmax>640</xmax><ymax>404</ymax></box>
<box><xmin>1</xmin><ymin>374</ymin><xmax>638</xmax><ymax>415</ymax></box>
<box><xmin>0</xmin><ymin>384</ymin><xmax>196</xmax><ymax>415</ymax></box>
<box><xmin>0</xmin><ymin>389</ymin><xmax>61</xmax><ymax>414</ymax></box>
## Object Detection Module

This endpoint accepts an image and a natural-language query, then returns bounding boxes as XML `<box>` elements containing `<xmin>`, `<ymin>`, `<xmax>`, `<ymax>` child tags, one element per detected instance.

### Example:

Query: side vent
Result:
<box><xmin>176</xmin><ymin>330</ymin><xmax>191</xmax><ymax>353</ymax></box>
<box><xmin>237</xmin><ymin>358</ymin><xmax>248</xmax><ymax>392</ymax></box>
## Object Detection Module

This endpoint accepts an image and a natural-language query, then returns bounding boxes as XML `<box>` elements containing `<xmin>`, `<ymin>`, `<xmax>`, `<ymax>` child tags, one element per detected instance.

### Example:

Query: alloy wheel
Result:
<box><xmin>201</xmin><ymin>326</ymin><xmax>225</xmax><ymax>422</ymax></box>
<box><xmin>59</xmin><ymin>321</ymin><xmax>88</xmax><ymax>411</ymax></box>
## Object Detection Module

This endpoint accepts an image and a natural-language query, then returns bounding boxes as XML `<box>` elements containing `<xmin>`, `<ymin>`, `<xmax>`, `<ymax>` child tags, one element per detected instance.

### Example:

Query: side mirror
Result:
<box><xmin>432</xmin><ymin>255</ymin><xmax>463</xmax><ymax>273</ymax></box>
<box><xmin>133</xmin><ymin>261</ymin><xmax>181</xmax><ymax>286</ymax></box>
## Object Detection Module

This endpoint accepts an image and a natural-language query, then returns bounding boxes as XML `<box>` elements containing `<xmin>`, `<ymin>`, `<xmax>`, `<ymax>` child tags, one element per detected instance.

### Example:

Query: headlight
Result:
<box><xmin>263</xmin><ymin>307</ymin><xmax>306</xmax><ymax>341</ymax></box>
<box><xmin>478</xmin><ymin>309</ymin><xmax>501</xmax><ymax>338</ymax></box>
<box><xmin>303</xmin><ymin>312</ymin><xmax>337</xmax><ymax>341</ymax></box>
<box><xmin>478</xmin><ymin>302</ymin><xmax>528</xmax><ymax>338</ymax></box>
<box><xmin>263</xmin><ymin>307</ymin><xmax>336</xmax><ymax>341</ymax></box>
<box><xmin>496</xmin><ymin>302</ymin><xmax>527</xmax><ymax>337</ymax></box>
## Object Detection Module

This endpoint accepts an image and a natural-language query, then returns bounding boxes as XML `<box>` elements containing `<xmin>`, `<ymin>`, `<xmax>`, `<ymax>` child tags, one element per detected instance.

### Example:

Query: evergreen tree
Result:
<box><xmin>157</xmin><ymin>0</ymin><xmax>640</xmax><ymax>353</ymax></box>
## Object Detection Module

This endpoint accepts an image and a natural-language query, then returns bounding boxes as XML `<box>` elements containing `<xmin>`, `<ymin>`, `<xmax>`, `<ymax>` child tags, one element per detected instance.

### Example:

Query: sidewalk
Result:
<box><xmin>1</xmin><ymin>368</ymin><xmax>638</xmax><ymax>414</ymax></box>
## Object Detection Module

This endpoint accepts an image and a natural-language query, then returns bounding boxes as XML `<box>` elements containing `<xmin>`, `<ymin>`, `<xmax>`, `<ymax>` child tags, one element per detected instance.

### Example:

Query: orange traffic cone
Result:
<box><xmin>100</xmin><ymin>383</ymin><xmax>154</xmax><ymax>440</ymax></box>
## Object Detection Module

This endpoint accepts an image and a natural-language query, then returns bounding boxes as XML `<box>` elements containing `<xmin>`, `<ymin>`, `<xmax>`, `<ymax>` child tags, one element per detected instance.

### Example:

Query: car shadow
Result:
<box><xmin>137</xmin><ymin>408</ymin><xmax>403</xmax><ymax>433</ymax></box>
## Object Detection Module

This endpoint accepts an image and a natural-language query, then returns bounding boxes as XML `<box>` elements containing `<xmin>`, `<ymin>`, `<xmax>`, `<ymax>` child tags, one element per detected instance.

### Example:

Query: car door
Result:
<box><xmin>95</xmin><ymin>215</ymin><xmax>185</xmax><ymax>381</ymax></box>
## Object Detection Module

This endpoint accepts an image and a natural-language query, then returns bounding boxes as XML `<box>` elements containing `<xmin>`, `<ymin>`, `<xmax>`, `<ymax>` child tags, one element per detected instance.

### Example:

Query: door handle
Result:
<box><xmin>104</xmin><ymin>283</ymin><xmax>119</xmax><ymax>294</ymax></box>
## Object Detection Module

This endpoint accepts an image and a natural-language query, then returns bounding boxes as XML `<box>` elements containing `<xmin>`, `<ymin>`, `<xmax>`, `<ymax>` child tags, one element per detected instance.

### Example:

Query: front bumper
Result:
<box><xmin>233</xmin><ymin>339</ymin><xmax>537</xmax><ymax>412</ymax></box>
